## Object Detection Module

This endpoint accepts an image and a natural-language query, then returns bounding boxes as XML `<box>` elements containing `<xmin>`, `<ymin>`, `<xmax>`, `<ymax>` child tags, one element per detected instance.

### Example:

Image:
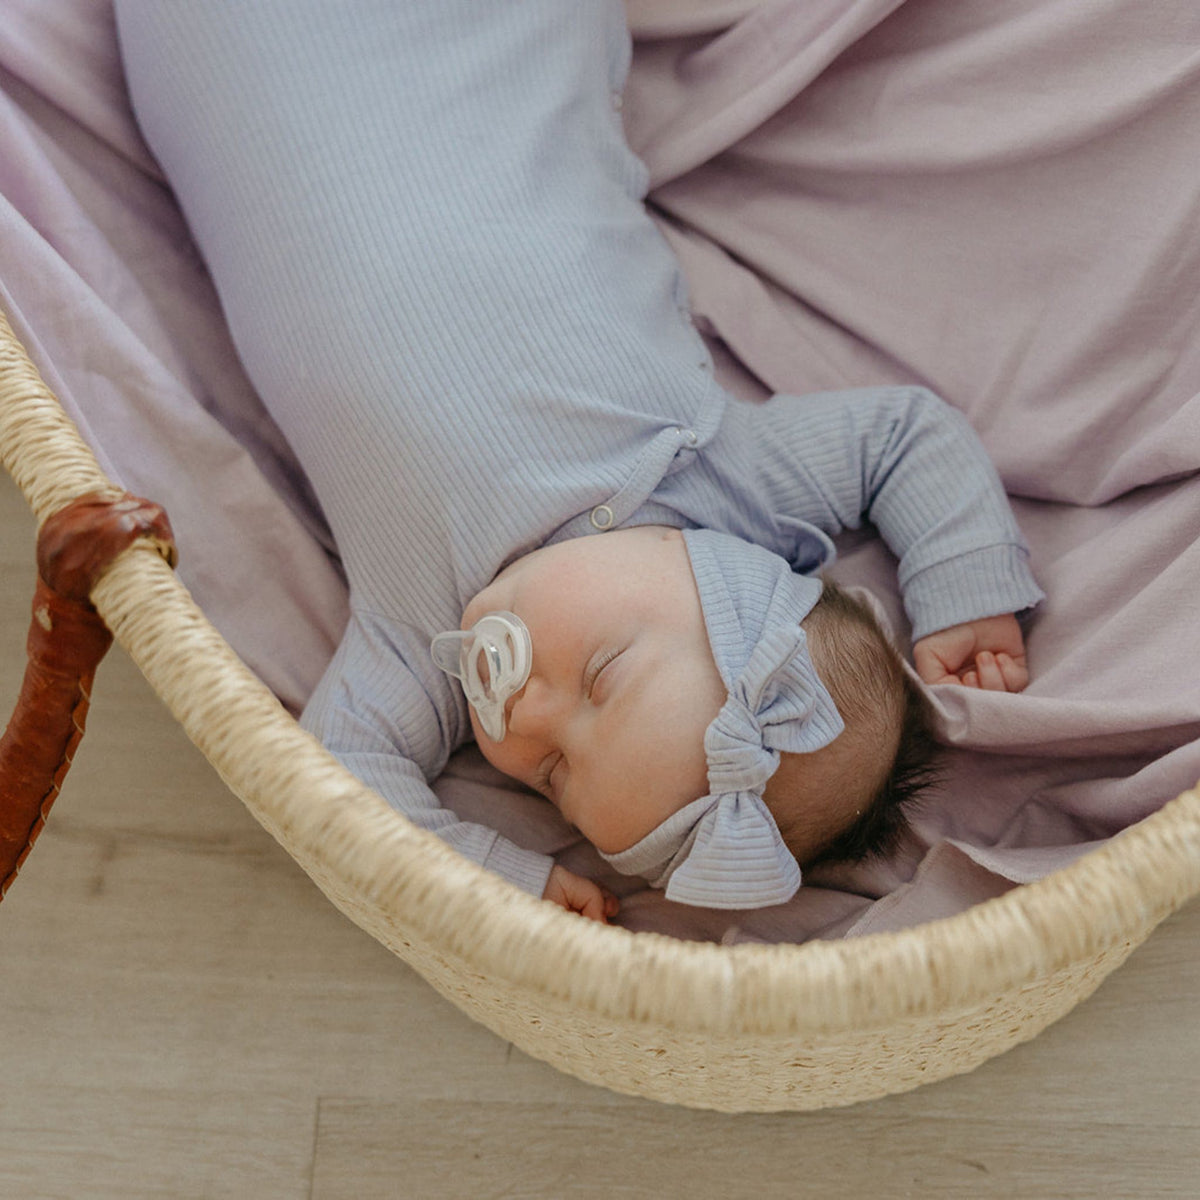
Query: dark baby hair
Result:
<box><xmin>798</xmin><ymin>579</ymin><xmax>940</xmax><ymax>866</ymax></box>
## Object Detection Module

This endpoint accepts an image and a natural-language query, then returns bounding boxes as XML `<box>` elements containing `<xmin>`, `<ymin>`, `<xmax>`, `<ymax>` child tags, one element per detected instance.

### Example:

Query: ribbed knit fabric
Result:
<box><xmin>115</xmin><ymin>0</ymin><xmax>1043</xmax><ymax>900</ymax></box>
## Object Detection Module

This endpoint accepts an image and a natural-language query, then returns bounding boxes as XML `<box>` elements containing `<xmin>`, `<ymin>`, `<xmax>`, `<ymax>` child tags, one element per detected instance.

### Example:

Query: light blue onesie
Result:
<box><xmin>115</xmin><ymin>0</ymin><xmax>1043</xmax><ymax>898</ymax></box>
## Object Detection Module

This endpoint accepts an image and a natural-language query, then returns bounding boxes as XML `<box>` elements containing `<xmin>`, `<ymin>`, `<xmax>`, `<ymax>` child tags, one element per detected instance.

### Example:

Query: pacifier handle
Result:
<box><xmin>430</xmin><ymin>611</ymin><xmax>532</xmax><ymax>742</ymax></box>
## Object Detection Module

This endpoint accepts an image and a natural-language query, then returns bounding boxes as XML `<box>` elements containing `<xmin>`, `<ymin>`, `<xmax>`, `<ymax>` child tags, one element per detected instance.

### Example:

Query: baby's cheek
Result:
<box><xmin>570</xmin><ymin>797</ymin><xmax>644</xmax><ymax>857</ymax></box>
<box><xmin>576</xmin><ymin>775</ymin><xmax>699</xmax><ymax>857</ymax></box>
<box><xmin>468</xmin><ymin>708</ymin><xmax>516</xmax><ymax>775</ymax></box>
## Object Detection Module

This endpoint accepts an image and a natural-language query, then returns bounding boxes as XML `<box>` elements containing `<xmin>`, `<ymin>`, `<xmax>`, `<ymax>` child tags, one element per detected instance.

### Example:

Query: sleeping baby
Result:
<box><xmin>115</xmin><ymin>0</ymin><xmax>1043</xmax><ymax>920</ymax></box>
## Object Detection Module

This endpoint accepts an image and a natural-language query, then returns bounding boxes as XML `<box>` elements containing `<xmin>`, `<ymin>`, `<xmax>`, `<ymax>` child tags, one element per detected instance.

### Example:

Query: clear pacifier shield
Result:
<box><xmin>430</xmin><ymin>611</ymin><xmax>532</xmax><ymax>742</ymax></box>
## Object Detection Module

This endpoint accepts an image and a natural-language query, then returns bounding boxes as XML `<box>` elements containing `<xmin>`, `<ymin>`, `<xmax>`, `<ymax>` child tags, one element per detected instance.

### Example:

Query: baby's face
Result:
<box><xmin>461</xmin><ymin>526</ymin><xmax>727</xmax><ymax>855</ymax></box>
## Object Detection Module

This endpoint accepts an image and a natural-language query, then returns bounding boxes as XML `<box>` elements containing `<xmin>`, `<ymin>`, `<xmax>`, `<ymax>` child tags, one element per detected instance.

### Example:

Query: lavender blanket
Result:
<box><xmin>3</xmin><ymin>0</ymin><xmax>1198</xmax><ymax>943</ymax></box>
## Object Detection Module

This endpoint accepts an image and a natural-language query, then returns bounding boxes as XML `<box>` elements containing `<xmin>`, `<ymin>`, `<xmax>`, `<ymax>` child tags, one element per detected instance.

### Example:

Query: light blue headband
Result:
<box><xmin>599</xmin><ymin>529</ymin><xmax>844</xmax><ymax>909</ymax></box>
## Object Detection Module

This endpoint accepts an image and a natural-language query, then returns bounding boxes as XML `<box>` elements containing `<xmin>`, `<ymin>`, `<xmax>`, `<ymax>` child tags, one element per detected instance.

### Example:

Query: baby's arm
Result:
<box><xmin>303</xmin><ymin>611</ymin><xmax>576</xmax><ymax>907</ymax></box>
<box><xmin>749</xmin><ymin>386</ymin><xmax>1043</xmax><ymax>684</ymax></box>
<box><xmin>305</xmin><ymin>614</ymin><xmax>620</xmax><ymax>920</ymax></box>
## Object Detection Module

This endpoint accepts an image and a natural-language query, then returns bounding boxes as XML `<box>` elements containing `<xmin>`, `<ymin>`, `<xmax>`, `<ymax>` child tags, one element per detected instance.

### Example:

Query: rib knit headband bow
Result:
<box><xmin>599</xmin><ymin>528</ymin><xmax>845</xmax><ymax>909</ymax></box>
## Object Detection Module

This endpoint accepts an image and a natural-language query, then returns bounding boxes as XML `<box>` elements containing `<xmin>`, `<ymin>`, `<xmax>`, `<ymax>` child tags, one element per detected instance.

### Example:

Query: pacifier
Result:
<box><xmin>430</xmin><ymin>611</ymin><xmax>532</xmax><ymax>742</ymax></box>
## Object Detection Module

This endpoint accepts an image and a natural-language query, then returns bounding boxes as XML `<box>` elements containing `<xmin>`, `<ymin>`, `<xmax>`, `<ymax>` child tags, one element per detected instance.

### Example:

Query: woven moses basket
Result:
<box><xmin>2</xmin><ymin>306</ymin><xmax>1198</xmax><ymax>1113</ymax></box>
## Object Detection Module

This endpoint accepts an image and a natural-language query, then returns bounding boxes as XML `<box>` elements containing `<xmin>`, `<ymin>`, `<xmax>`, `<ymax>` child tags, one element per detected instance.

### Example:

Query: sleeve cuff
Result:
<box><xmin>903</xmin><ymin>543</ymin><xmax>1045</xmax><ymax>641</ymax></box>
<box><xmin>482</xmin><ymin>838</ymin><xmax>555</xmax><ymax>899</ymax></box>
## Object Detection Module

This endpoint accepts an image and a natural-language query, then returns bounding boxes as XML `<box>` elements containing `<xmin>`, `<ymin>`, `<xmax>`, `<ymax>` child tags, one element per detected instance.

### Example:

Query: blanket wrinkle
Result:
<box><xmin>625</xmin><ymin>0</ymin><xmax>770</xmax><ymax>41</ymax></box>
<box><xmin>0</xmin><ymin>0</ymin><xmax>155</xmax><ymax>176</ymax></box>
<box><xmin>631</xmin><ymin>1</ymin><xmax>1200</xmax><ymax>511</ymax></box>
<box><xmin>625</xmin><ymin>0</ymin><xmax>907</xmax><ymax>187</ymax></box>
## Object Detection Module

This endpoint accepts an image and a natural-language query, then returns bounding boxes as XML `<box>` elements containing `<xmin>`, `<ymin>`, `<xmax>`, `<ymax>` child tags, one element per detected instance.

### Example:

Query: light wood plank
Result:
<box><xmin>311</xmin><ymin>1096</ymin><xmax>1200</xmax><ymax>1200</ymax></box>
<box><xmin>0</xmin><ymin>1085</ymin><xmax>315</xmax><ymax>1200</ymax></box>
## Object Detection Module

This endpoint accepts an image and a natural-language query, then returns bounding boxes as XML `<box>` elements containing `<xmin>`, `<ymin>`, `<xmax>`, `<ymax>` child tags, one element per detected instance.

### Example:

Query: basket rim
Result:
<box><xmin>4</xmin><ymin>303</ymin><xmax>1199</xmax><ymax>1040</ymax></box>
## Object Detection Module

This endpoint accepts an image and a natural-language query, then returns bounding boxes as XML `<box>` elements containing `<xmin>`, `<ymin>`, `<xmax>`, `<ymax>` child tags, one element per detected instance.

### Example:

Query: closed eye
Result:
<box><xmin>584</xmin><ymin>647</ymin><xmax>621</xmax><ymax>699</ymax></box>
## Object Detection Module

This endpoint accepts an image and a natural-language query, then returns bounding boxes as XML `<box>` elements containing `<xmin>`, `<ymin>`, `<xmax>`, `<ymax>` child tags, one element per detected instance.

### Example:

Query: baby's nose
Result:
<box><xmin>504</xmin><ymin>675</ymin><xmax>560</xmax><ymax>739</ymax></box>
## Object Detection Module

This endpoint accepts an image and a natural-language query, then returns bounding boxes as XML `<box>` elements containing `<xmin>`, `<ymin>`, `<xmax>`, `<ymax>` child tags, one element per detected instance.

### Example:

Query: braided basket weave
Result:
<box><xmin>2</xmin><ymin>305</ymin><xmax>1198</xmax><ymax>1112</ymax></box>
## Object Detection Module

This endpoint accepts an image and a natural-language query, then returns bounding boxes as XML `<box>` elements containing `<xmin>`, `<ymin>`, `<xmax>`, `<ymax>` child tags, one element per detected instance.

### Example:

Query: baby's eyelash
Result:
<box><xmin>584</xmin><ymin>648</ymin><xmax>620</xmax><ymax>697</ymax></box>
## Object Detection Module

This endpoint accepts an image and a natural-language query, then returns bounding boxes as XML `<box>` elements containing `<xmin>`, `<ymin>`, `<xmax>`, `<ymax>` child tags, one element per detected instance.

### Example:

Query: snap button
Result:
<box><xmin>682</xmin><ymin>429</ymin><xmax>699</xmax><ymax>447</ymax></box>
<box><xmin>590</xmin><ymin>504</ymin><xmax>615</xmax><ymax>531</ymax></box>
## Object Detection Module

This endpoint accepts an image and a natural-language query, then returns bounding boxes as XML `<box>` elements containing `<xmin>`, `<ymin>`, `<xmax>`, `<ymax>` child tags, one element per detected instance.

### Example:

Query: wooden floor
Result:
<box><xmin>1</xmin><ymin>468</ymin><xmax>1197</xmax><ymax>1200</ymax></box>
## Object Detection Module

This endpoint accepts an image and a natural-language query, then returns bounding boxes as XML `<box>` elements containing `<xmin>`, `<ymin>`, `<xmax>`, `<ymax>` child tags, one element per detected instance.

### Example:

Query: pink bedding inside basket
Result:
<box><xmin>3</xmin><ymin>0</ymin><xmax>1198</xmax><ymax>944</ymax></box>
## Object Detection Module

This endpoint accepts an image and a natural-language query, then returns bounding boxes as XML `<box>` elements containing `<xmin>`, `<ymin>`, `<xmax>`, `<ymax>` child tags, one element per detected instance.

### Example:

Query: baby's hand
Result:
<box><xmin>543</xmin><ymin>864</ymin><xmax>620</xmax><ymax>923</ymax></box>
<box><xmin>913</xmin><ymin>614</ymin><xmax>1029</xmax><ymax>692</ymax></box>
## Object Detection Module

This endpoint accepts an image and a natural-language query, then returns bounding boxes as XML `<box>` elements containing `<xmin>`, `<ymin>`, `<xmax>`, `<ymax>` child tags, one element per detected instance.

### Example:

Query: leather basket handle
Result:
<box><xmin>0</xmin><ymin>492</ymin><xmax>176</xmax><ymax>898</ymax></box>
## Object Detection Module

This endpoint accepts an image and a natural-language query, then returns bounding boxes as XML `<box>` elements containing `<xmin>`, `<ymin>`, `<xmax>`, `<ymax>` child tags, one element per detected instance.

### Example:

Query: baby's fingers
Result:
<box><xmin>578</xmin><ymin>886</ymin><xmax>618</xmax><ymax>923</ymax></box>
<box><xmin>913</xmin><ymin>642</ymin><xmax>965</xmax><ymax>687</ymax></box>
<box><xmin>974</xmin><ymin>651</ymin><xmax>1028</xmax><ymax>693</ymax></box>
<box><xmin>973</xmin><ymin>651</ymin><xmax>1006</xmax><ymax>691</ymax></box>
<box><xmin>996</xmin><ymin>652</ymin><xmax>1029</xmax><ymax>693</ymax></box>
